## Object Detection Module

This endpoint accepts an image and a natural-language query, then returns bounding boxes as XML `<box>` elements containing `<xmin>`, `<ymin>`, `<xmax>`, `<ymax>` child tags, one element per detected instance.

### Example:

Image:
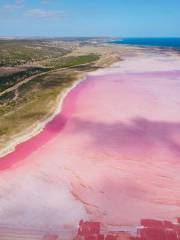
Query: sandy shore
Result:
<box><xmin>0</xmin><ymin>73</ymin><xmax>86</xmax><ymax>158</ymax></box>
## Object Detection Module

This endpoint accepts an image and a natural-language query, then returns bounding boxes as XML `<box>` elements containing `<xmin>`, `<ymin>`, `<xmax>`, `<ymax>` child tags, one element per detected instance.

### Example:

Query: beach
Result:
<box><xmin>0</xmin><ymin>48</ymin><xmax>180</xmax><ymax>230</ymax></box>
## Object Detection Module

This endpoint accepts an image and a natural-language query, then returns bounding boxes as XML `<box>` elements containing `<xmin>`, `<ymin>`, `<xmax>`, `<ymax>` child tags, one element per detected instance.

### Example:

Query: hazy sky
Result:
<box><xmin>0</xmin><ymin>0</ymin><xmax>180</xmax><ymax>37</ymax></box>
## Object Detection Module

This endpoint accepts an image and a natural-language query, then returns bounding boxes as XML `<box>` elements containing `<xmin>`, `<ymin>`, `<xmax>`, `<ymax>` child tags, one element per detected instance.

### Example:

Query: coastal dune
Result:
<box><xmin>0</xmin><ymin>52</ymin><xmax>180</xmax><ymax>229</ymax></box>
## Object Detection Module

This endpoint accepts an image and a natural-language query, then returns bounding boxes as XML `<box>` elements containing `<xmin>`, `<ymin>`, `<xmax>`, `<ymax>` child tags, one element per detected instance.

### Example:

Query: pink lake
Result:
<box><xmin>0</xmin><ymin>52</ymin><xmax>180</xmax><ymax>230</ymax></box>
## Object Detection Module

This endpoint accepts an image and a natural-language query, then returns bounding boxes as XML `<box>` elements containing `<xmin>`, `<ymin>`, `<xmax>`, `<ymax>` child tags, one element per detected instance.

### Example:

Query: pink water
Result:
<box><xmin>0</xmin><ymin>53</ymin><xmax>180</xmax><ymax>229</ymax></box>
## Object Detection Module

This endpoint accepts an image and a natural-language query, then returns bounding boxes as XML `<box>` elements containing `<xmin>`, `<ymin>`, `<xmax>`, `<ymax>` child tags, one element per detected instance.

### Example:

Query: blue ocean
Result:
<box><xmin>112</xmin><ymin>38</ymin><xmax>180</xmax><ymax>49</ymax></box>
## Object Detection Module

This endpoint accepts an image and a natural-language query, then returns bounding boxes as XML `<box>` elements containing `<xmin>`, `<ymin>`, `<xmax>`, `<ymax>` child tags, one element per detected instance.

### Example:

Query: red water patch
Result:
<box><xmin>76</xmin><ymin>218</ymin><xmax>180</xmax><ymax>240</ymax></box>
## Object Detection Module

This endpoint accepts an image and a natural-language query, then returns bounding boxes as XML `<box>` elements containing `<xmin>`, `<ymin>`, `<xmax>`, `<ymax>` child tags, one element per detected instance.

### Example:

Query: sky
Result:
<box><xmin>0</xmin><ymin>0</ymin><xmax>180</xmax><ymax>37</ymax></box>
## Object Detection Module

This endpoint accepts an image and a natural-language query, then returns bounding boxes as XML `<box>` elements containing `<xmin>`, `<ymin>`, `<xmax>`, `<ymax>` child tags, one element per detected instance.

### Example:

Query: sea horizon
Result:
<box><xmin>1</xmin><ymin>36</ymin><xmax>180</xmax><ymax>48</ymax></box>
<box><xmin>111</xmin><ymin>37</ymin><xmax>180</xmax><ymax>49</ymax></box>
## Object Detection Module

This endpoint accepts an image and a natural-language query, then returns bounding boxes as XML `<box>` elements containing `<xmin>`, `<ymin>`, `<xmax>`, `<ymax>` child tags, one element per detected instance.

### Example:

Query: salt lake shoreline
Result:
<box><xmin>1</xmin><ymin>44</ymin><xmax>178</xmax><ymax>159</ymax></box>
<box><xmin>0</xmin><ymin>58</ymin><xmax>121</xmax><ymax>158</ymax></box>
<box><xmin>0</xmin><ymin>74</ymin><xmax>86</xmax><ymax>158</ymax></box>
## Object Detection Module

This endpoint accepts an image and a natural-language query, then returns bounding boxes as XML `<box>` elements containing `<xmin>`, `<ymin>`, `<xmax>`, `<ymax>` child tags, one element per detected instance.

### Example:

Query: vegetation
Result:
<box><xmin>0</xmin><ymin>71</ymin><xmax>78</xmax><ymax>141</ymax></box>
<box><xmin>0</xmin><ymin>39</ymin><xmax>101</xmax><ymax>150</ymax></box>
<box><xmin>0</xmin><ymin>67</ymin><xmax>49</xmax><ymax>92</ymax></box>
<box><xmin>0</xmin><ymin>91</ymin><xmax>15</xmax><ymax>105</ymax></box>
<box><xmin>0</xmin><ymin>40</ymin><xmax>69</xmax><ymax>67</ymax></box>
<box><xmin>46</xmin><ymin>54</ymin><xmax>100</xmax><ymax>69</ymax></box>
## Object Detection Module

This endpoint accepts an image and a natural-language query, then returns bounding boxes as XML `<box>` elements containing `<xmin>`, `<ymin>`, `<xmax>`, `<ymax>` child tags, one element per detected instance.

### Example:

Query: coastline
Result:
<box><xmin>0</xmin><ymin>55</ymin><xmax>120</xmax><ymax>158</ymax></box>
<box><xmin>0</xmin><ymin>73</ymin><xmax>86</xmax><ymax>158</ymax></box>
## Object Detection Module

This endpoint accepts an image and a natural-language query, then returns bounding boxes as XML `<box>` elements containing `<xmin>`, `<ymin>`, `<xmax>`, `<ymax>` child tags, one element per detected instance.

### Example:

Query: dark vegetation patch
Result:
<box><xmin>0</xmin><ymin>91</ymin><xmax>16</xmax><ymax>105</ymax></box>
<box><xmin>0</xmin><ymin>67</ymin><xmax>49</xmax><ymax>91</ymax></box>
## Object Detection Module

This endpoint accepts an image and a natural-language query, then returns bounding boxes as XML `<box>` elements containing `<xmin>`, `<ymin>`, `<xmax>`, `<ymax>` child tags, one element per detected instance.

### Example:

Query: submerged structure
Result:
<box><xmin>76</xmin><ymin>218</ymin><xmax>180</xmax><ymax>240</ymax></box>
